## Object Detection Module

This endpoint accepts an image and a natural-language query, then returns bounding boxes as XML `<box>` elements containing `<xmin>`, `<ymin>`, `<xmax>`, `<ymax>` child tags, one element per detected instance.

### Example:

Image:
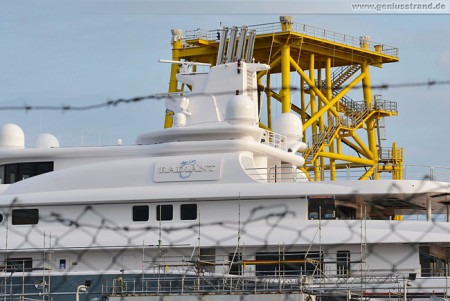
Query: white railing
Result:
<box><xmin>261</xmin><ymin>130</ymin><xmax>288</xmax><ymax>151</ymax></box>
<box><xmin>245</xmin><ymin>164</ymin><xmax>450</xmax><ymax>183</ymax></box>
<box><xmin>184</xmin><ymin>21</ymin><xmax>398</xmax><ymax>57</ymax></box>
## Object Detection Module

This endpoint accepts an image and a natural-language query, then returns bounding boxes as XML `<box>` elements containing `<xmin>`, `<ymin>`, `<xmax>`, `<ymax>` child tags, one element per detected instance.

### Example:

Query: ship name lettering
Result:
<box><xmin>159</xmin><ymin>165</ymin><xmax>216</xmax><ymax>173</ymax></box>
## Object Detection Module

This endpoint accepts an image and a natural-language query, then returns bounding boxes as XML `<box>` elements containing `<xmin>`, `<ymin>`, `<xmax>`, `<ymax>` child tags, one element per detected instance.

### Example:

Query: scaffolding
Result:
<box><xmin>165</xmin><ymin>16</ymin><xmax>403</xmax><ymax>181</ymax></box>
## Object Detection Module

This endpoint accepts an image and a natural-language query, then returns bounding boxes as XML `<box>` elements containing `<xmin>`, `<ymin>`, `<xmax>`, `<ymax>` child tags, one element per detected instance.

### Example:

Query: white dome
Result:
<box><xmin>225</xmin><ymin>94</ymin><xmax>257</xmax><ymax>125</ymax></box>
<box><xmin>33</xmin><ymin>133</ymin><xmax>60</xmax><ymax>149</ymax></box>
<box><xmin>273</xmin><ymin>113</ymin><xmax>303</xmax><ymax>140</ymax></box>
<box><xmin>0</xmin><ymin>123</ymin><xmax>25</xmax><ymax>149</ymax></box>
<box><xmin>165</xmin><ymin>97</ymin><xmax>189</xmax><ymax>114</ymax></box>
<box><xmin>173</xmin><ymin>112</ymin><xmax>187</xmax><ymax>127</ymax></box>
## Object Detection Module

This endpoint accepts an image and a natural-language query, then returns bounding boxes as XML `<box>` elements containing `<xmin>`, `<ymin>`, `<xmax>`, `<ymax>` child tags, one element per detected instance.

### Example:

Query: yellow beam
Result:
<box><xmin>325</xmin><ymin>58</ymin><xmax>332</xmax><ymax>100</ymax></box>
<box><xmin>308</xmin><ymin>53</ymin><xmax>320</xmax><ymax>181</ymax></box>
<box><xmin>257</xmin><ymin>56</ymin><xmax>281</xmax><ymax>80</ymax></box>
<box><xmin>257</xmin><ymin>77</ymin><xmax>262</xmax><ymax>116</ymax></box>
<box><xmin>309</xmin><ymin>53</ymin><xmax>317</xmax><ymax>138</ymax></box>
<box><xmin>318</xmin><ymin>66</ymin><xmax>324</xmax><ymax>132</ymax></box>
<box><xmin>337</xmin><ymin>137</ymin><xmax>342</xmax><ymax>154</ymax></box>
<box><xmin>351</xmin><ymin>132</ymin><xmax>374</xmax><ymax>159</ymax></box>
<box><xmin>303</xmin><ymin>71</ymin><xmax>366</xmax><ymax>130</ymax></box>
<box><xmin>260</xmin><ymin>85</ymin><xmax>303</xmax><ymax>116</ymax></box>
<box><xmin>165</xmin><ymin>37</ymin><xmax>183</xmax><ymax>129</ymax></box>
<box><xmin>267</xmin><ymin>72</ymin><xmax>272</xmax><ymax>129</ymax></box>
<box><xmin>326</xmin><ymin>57</ymin><xmax>336</xmax><ymax>181</ymax></box>
<box><xmin>341</xmin><ymin>137</ymin><xmax>371</xmax><ymax>159</ymax></box>
<box><xmin>318</xmin><ymin>152</ymin><xmax>375</xmax><ymax>165</ymax></box>
<box><xmin>304</xmin><ymin>163</ymin><xmax>373</xmax><ymax>171</ymax></box>
<box><xmin>281</xmin><ymin>44</ymin><xmax>291</xmax><ymax>113</ymax></box>
<box><xmin>259</xmin><ymin>122</ymin><xmax>270</xmax><ymax>130</ymax></box>
<box><xmin>362</xmin><ymin>63</ymin><xmax>379</xmax><ymax>166</ymax></box>
<box><xmin>172</xmin><ymin>47</ymin><xmax>218</xmax><ymax>58</ymax></box>
<box><xmin>359</xmin><ymin>166</ymin><xmax>375</xmax><ymax>180</ymax></box>
<box><xmin>289</xmin><ymin>57</ymin><xmax>339</xmax><ymax>117</ymax></box>
<box><xmin>300</xmin><ymin>77</ymin><xmax>306</xmax><ymax>143</ymax></box>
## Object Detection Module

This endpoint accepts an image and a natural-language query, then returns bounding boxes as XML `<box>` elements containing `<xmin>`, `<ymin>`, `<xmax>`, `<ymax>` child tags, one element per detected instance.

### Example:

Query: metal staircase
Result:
<box><xmin>330</xmin><ymin>64</ymin><xmax>361</xmax><ymax>88</ymax></box>
<box><xmin>303</xmin><ymin>98</ymin><xmax>395</xmax><ymax>164</ymax></box>
<box><xmin>307</xmin><ymin>64</ymin><xmax>361</xmax><ymax>91</ymax></box>
<box><xmin>304</xmin><ymin>115</ymin><xmax>347</xmax><ymax>163</ymax></box>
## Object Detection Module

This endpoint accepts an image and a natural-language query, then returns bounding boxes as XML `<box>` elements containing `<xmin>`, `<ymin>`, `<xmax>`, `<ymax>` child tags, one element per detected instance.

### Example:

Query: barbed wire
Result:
<box><xmin>0</xmin><ymin>79</ymin><xmax>449</xmax><ymax>112</ymax></box>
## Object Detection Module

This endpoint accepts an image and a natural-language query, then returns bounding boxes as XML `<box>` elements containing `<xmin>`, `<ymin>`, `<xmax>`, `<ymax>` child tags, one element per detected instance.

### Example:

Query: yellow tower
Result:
<box><xmin>165</xmin><ymin>17</ymin><xmax>403</xmax><ymax>181</ymax></box>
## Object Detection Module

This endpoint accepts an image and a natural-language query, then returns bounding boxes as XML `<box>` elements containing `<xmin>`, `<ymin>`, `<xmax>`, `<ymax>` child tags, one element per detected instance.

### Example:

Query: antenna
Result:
<box><xmin>235</xmin><ymin>26</ymin><xmax>248</xmax><ymax>61</ymax></box>
<box><xmin>159</xmin><ymin>59</ymin><xmax>211</xmax><ymax>75</ymax></box>
<box><xmin>245</xmin><ymin>29</ymin><xmax>256</xmax><ymax>63</ymax></box>
<box><xmin>158</xmin><ymin>59</ymin><xmax>211</xmax><ymax>67</ymax></box>
<box><xmin>216</xmin><ymin>26</ymin><xmax>228</xmax><ymax>65</ymax></box>
<box><xmin>225</xmin><ymin>26</ymin><xmax>239</xmax><ymax>63</ymax></box>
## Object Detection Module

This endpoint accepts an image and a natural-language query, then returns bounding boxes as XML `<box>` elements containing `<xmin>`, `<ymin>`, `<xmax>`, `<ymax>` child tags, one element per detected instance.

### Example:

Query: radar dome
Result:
<box><xmin>225</xmin><ymin>93</ymin><xmax>257</xmax><ymax>125</ymax></box>
<box><xmin>173</xmin><ymin>112</ymin><xmax>187</xmax><ymax>127</ymax></box>
<box><xmin>0</xmin><ymin>123</ymin><xmax>25</xmax><ymax>149</ymax></box>
<box><xmin>273</xmin><ymin>113</ymin><xmax>303</xmax><ymax>140</ymax></box>
<box><xmin>33</xmin><ymin>133</ymin><xmax>60</xmax><ymax>149</ymax></box>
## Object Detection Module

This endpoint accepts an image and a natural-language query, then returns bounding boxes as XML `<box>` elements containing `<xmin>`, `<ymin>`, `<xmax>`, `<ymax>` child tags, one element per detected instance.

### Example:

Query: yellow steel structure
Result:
<box><xmin>165</xmin><ymin>17</ymin><xmax>403</xmax><ymax>181</ymax></box>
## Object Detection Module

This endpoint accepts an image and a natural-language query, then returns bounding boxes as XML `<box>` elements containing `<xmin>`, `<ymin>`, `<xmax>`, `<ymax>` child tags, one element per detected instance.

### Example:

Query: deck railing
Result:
<box><xmin>184</xmin><ymin>21</ymin><xmax>398</xmax><ymax>57</ymax></box>
<box><xmin>245</xmin><ymin>164</ymin><xmax>450</xmax><ymax>183</ymax></box>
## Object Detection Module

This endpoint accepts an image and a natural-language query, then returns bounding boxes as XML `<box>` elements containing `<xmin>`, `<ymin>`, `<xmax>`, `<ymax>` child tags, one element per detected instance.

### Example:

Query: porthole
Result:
<box><xmin>0</xmin><ymin>214</ymin><xmax>3</xmax><ymax>223</ymax></box>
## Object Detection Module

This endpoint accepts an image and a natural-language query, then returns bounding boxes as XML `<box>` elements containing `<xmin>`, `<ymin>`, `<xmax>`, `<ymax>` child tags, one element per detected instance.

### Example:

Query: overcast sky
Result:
<box><xmin>1</xmin><ymin>1</ymin><xmax>449</xmax><ymax>171</ymax></box>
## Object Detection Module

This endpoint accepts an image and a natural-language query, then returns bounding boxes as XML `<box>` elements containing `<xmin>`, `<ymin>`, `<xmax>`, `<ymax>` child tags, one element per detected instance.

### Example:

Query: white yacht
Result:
<box><xmin>0</xmin><ymin>24</ymin><xmax>449</xmax><ymax>301</ymax></box>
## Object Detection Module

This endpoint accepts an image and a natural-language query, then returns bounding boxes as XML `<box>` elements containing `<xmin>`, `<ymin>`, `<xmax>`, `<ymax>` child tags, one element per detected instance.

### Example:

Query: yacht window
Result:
<box><xmin>308</xmin><ymin>197</ymin><xmax>336</xmax><ymax>220</ymax></box>
<box><xmin>2</xmin><ymin>162</ymin><xmax>54</xmax><ymax>184</ymax></box>
<box><xmin>0</xmin><ymin>165</ymin><xmax>4</xmax><ymax>183</ymax></box>
<box><xmin>12</xmin><ymin>209</ymin><xmax>39</xmax><ymax>225</ymax></box>
<box><xmin>35</xmin><ymin>162</ymin><xmax>54</xmax><ymax>175</ymax></box>
<box><xmin>20</xmin><ymin>163</ymin><xmax>34</xmax><ymax>180</ymax></box>
<box><xmin>7</xmin><ymin>258</ymin><xmax>32</xmax><ymax>272</ymax></box>
<box><xmin>0</xmin><ymin>214</ymin><xmax>3</xmax><ymax>223</ymax></box>
<box><xmin>133</xmin><ymin>205</ymin><xmax>149</xmax><ymax>222</ymax></box>
<box><xmin>199</xmin><ymin>248</ymin><xmax>216</xmax><ymax>273</ymax></box>
<box><xmin>228</xmin><ymin>253</ymin><xmax>242</xmax><ymax>275</ymax></box>
<box><xmin>181</xmin><ymin>204</ymin><xmax>197</xmax><ymax>220</ymax></box>
<box><xmin>309</xmin><ymin>212</ymin><xmax>319</xmax><ymax>220</ymax></box>
<box><xmin>337</xmin><ymin>250</ymin><xmax>350</xmax><ymax>275</ymax></box>
<box><xmin>156</xmin><ymin>205</ymin><xmax>173</xmax><ymax>221</ymax></box>
<box><xmin>59</xmin><ymin>259</ymin><xmax>66</xmax><ymax>270</ymax></box>
<box><xmin>336</xmin><ymin>206</ymin><xmax>356</xmax><ymax>220</ymax></box>
<box><xmin>4</xmin><ymin>164</ymin><xmax>18</xmax><ymax>184</ymax></box>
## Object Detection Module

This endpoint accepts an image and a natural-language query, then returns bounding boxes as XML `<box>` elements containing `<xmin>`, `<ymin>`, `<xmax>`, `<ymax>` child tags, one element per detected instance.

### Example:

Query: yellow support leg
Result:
<box><xmin>290</xmin><ymin>58</ymin><xmax>339</xmax><ymax>117</ymax></box>
<box><xmin>309</xmin><ymin>53</ymin><xmax>320</xmax><ymax>181</ymax></box>
<box><xmin>359</xmin><ymin>166</ymin><xmax>375</xmax><ymax>180</ymax></box>
<box><xmin>317</xmin><ymin>66</ymin><xmax>325</xmax><ymax>178</ymax></box>
<box><xmin>281</xmin><ymin>44</ymin><xmax>291</xmax><ymax>113</ymax></box>
<box><xmin>302</xmin><ymin>71</ymin><xmax>366</xmax><ymax>130</ymax></box>
<box><xmin>361</xmin><ymin>63</ymin><xmax>379</xmax><ymax>178</ymax></box>
<box><xmin>300</xmin><ymin>78</ymin><xmax>306</xmax><ymax>143</ymax></box>
<box><xmin>267</xmin><ymin>73</ymin><xmax>272</xmax><ymax>129</ymax></box>
<box><xmin>164</xmin><ymin>34</ymin><xmax>182</xmax><ymax>129</ymax></box>
<box><xmin>326</xmin><ymin>57</ymin><xmax>336</xmax><ymax>181</ymax></box>
<box><xmin>351</xmin><ymin>132</ymin><xmax>374</xmax><ymax>159</ymax></box>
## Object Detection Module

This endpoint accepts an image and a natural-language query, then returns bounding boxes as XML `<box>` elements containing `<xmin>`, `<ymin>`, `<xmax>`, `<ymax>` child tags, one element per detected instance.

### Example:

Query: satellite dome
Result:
<box><xmin>33</xmin><ymin>133</ymin><xmax>60</xmax><ymax>149</ymax></box>
<box><xmin>0</xmin><ymin>123</ymin><xmax>25</xmax><ymax>149</ymax></box>
<box><xmin>273</xmin><ymin>113</ymin><xmax>303</xmax><ymax>140</ymax></box>
<box><xmin>225</xmin><ymin>93</ymin><xmax>257</xmax><ymax>125</ymax></box>
<box><xmin>173</xmin><ymin>112</ymin><xmax>187</xmax><ymax>127</ymax></box>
